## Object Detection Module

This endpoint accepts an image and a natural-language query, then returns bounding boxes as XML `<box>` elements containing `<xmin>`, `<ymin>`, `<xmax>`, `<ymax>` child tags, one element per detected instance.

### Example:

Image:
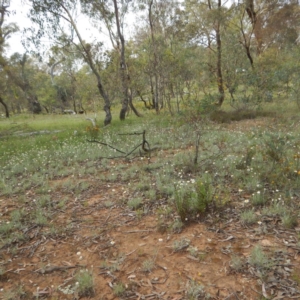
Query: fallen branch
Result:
<box><xmin>87</xmin><ymin>130</ymin><xmax>158</xmax><ymax>159</ymax></box>
<box><xmin>35</xmin><ymin>264</ymin><xmax>86</xmax><ymax>274</ymax></box>
<box><xmin>123</xmin><ymin>230</ymin><xmax>154</xmax><ymax>233</ymax></box>
<box><xmin>87</xmin><ymin>140</ymin><xmax>126</xmax><ymax>154</ymax></box>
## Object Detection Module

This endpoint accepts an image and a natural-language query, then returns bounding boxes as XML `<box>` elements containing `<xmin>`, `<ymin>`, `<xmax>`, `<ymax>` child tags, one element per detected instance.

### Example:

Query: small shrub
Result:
<box><xmin>37</xmin><ymin>195</ymin><xmax>52</xmax><ymax>208</ymax></box>
<box><xmin>236</xmin><ymin>148</ymin><xmax>256</xmax><ymax>170</ymax></box>
<box><xmin>104</xmin><ymin>200</ymin><xmax>114</xmax><ymax>208</ymax></box>
<box><xmin>142</xmin><ymin>259</ymin><xmax>155</xmax><ymax>272</ymax></box>
<box><xmin>171</xmin><ymin>219</ymin><xmax>184</xmax><ymax>233</ymax></box>
<box><xmin>187</xmin><ymin>246</ymin><xmax>199</xmax><ymax>258</ymax></box>
<box><xmin>172</xmin><ymin>238</ymin><xmax>190</xmax><ymax>252</ymax></box>
<box><xmin>230</xmin><ymin>255</ymin><xmax>244</xmax><ymax>272</ymax></box>
<box><xmin>9</xmin><ymin>215</ymin><xmax>25</xmax><ymax>231</ymax></box>
<box><xmin>174</xmin><ymin>188</ymin><xmax>193</xmax><ymax>222</ymax></box>
<box><xmin>127</xmin><ymin>197</ymin><xmax>143</xmax><ymax>210</ymax></box>
<box><xmin>186</xmin><ymin>280</ymin><xmax>206</xmax><ymax>299</ymax></box>
<box><xmin>34</xmin><ymin>210</ymin><xmax>48</xmax><ymax>226</ymax></box>
<box><xmin>248</xmin><ymin>245</ymin><xmax>272</xmax><ymax>270</ymax></box>
<box><xmin>194</xmin><ymin>177</ymin><xmax>213</xmax><ymax>213</ymax></box>
<box><xmin>240</xmin><ymin>209</ymin><xmax>257</xmax><ymax>225</ymax></box>
<box><xmin>75</xmin><ymin>269</ymin><xmax>95</xmax><ymax>297</ymax></box>
<box><xmin>86</xmin><ymin>125</ymin><xmax>100</xmax><ymax>141</ymax></box>
<box><xmin>174</xmin><ymin>175</ymin><xmax>213</xmax><ymax>222</ymax></box>
<box><xmin>281</xmin><ymin>213</ymin><xmax>298</xmax><ymax>229</ymax></box>
<box><xmin>112</xmin><ymin>282</ymin><xmax>125</xmax><ymax>297</ymax></box>
<box><xmin>262</xmin><ymin>203</ymin><xmax>288</xmax><ymax>217</ymax></box>
<box><xmin>2</xmin><ymin>285</ymin><xmax>27</xmax><ymax>300</ymax></box>
<box><xmin>0</xmin><ymin>222</ymin><xmax>14</xmax><ymax>237</ymax></box>
<box><xmin>251</xmin><ymin>191</ymin><xmax>267</xmax><ymax>206</ymax></box>
<box><xmin>263</xmin><ymin>132</ymin><xmax>289</xmax><ymax>164</ymax></box>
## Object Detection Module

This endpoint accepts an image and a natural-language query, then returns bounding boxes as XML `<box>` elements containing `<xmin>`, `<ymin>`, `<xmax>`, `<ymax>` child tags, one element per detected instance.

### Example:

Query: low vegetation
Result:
<box><xmin>0</xmin><ymin>103</ymin><xmax>300</xmax><ymax>298</ymax></box>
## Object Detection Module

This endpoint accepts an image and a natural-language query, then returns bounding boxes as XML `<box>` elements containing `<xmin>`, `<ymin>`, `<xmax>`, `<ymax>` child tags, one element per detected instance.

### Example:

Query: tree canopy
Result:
<box><xmin>0</xmin><ymin>0</ymin><xmax>299</xmax><ymax>120</ymax></box>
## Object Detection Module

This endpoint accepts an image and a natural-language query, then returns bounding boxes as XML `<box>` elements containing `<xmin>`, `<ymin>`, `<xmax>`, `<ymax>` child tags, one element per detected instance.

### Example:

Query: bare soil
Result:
<box><xmin>1</xmin><ymin>119</ymin><xmax>300</xmax><ymax>300</ymax></box>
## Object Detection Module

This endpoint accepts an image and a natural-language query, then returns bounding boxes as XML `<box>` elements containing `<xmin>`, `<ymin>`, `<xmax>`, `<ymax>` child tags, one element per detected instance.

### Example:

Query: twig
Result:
<box><xmin>194</xmin><ymin>130</ymin><xmax>201</xmax><ymax>164</ymax></box>
<box><xmin>250</xmin><ymin>287</ymin><xmax>263</xmax><ymax>296</ymax></box>
<box><xmin>118</xmin><ymin>131</ymin><xmax>145</xmax><ymax>136</ymax></box>
<box><xmin>104</xmin><ymin>214</ymin><xmax>111</xmax><ymax>223</ymax></box>
<box><xmin>28</xmin><ymin>239</ymin><xmax>43</xmax><ymax>258</ymax></box>
<box><xmin>35</xmin><ymin>264</ymin><xmax>85</xmax><ymax>274</ymax></box>
<box><xmin>87</xmin><ymin>140</ymin><xmax>126</xmax><ymax>154</ymax></box>
<box><xmin>126</xmin><ymin>249</ymin><xmax>136</xmax><ymax>256</ymax></box>
<box><xmin>124</xmin><ymin>230</ymin><xmax>154</xmax><ymax>233</ymax></box>
<box><xmin>125</xmin><ymin>143</ymin><xmax>143</xmax><ymax>157</ymax></box>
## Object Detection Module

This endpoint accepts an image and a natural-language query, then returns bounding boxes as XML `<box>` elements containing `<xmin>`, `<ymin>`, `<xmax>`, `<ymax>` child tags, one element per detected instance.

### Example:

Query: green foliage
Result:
<box><xmin>86</xmin><ymin>125</ymin><xmax>101</xmax><ymax>141</ymax></box>
<box><xmin>230</xmin><ymin>255</ymin><xmax>244</xmax><ymax>272</ymax></box>
<box><xmin>210</xmin><ymin>109</ymin><xmax>274</xmax><ymax>124</ymax></box>
<box><xmin>187</xmin><ymin>246</ymin><xmax>199</xmax><ymax>258</ymax></box>
<box><xmin>174</xmin><ymin>175</ymin><xmax>214</xmax><ymax>222</ymax></box>
<box><xmin>33</xmin><ymin>209</ymin><xmax>48</xmax><ymax>226</ymax></box>
<box><xmin>174</xmin><ymin>188</ymin><xmax>194</xmax><ymax>222</ymax></box>
<box><xmin>127</xmin><ymin>197</ymin><xmax>143</xmax><ymax>210</ymax></box>
<box><xmin>172</xmin><ymin>238</ymin><xmax>190</xmax><ymax>252</ymax></box>
<box><xmin>112</xmin><ymin>282</ymin><xmax>125</xmax><ymax>297</ymax></box>
<box><xmin>2</xmin><ymin>285</ymin><xmax>27</xmax><ymax>300</ymax></box>
<box><xmin>186</xmin><ymin>280</ymin><xmax>207</xmax><ymax>300</ymax></box>
<box><xmin>194</xmin><ymin>176</ymin><xmax>213</xmax><ymax>213</ymax></box>
<box><xmin>281</xmin><ymin>213</ymin><xmax>298</xmax><ymax>229</ymax></box>
<box><xmin>264</xmin><ymin>132</ymin><xmax>288</xmax><ymax>163</ymax></box>
<box><xmin>0</xmin><ymin>222</ymin><xmax>14</xmax><ymax>237</ymax></box>
<box><xmin>248</xmin><ymin>245</ymin><xmax>273</xmax><ymax>271</ymax></box>
<box><xmin>141</xmin><ymin>259</ymin><xmax>155</xmax><ymax>272</ymax></box>
<box><xmin>236</xmin><ymin>147</ymin><xmax>256</xmax><ymax>170</ymax></box>
<box><xmin>75</xmin><ymin>269</ymin><xmax>95</xmax><ymax>297</ymax></box>
<box><xmin>240</xmin><ymin>209</ymin><xmax>257</xmax><ymax>225</ymax></box>
<box><xmin>251</xmin><ymin>191</ymin><xmax>267</xmax><ymax>207</ymax></box>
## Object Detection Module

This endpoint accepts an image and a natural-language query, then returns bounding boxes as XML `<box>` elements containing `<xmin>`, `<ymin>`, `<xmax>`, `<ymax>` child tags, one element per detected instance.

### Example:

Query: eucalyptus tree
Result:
<box><xmin>243</xmin><ymin>0</ymin><xmax>300</xmax><ymax>55</ymax></box>
<box><xmin>0</xmin><ymin>72</ymin><xmax>9</xmax><ymax>117</ymax></box>
<box><xmin>75</xmin><ymin>65</ymin><xmax>98</xmax><ymax>112</ymax></box>
<box><xmin>81</xmin><ymin>0</ymin><xmax>141</xmax><ymax>120</ymax></box>
<box><xmin>0</xmin><ymin>0</ymin><xmax>11</xmax><ymax>117</ymax></box>
<box><xmin>0</xmin><ymin>1</ymin><xmax>42</xmax><ymax>115</ymax></box>
<box><xmin>185</xmin><ymin>0</ymin><xmax>228</xmax><ymax>106</ymax></box>
<box><xmin>47</xmin><ymin>45</ymin><xmax>83</xmax><ymax>113</ymax></box>
<box><xmin>29</xmin><ymin>0</ymin><xmax>112</xmax><ymax>125</ymax></box>
<box><xmin>132</xmin><ymin>0</ymin><xmax>187</xmax><ymax>113</ymax></box>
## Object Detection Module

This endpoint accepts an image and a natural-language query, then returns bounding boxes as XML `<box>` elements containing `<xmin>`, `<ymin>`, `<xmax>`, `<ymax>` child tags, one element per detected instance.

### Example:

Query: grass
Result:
<box><xmin>209</xmin><ymin>109</ymin><xmax>276</xmax><ymax>123</ymax></box>
<box><xmin>186</xmin><ymin>280</ymin><xmax>207</xmax><ymax>299</ymax></box>
<box><xmin>230</xmin><ymin>255</ymin><xmax>244</xmax><ymax>272</ymax></box>
<box><xmin>248</xmin><ymin>245</ymin><xmax>273</xmax><ymax>271</ymax></box>
<box><xmin>141</xmin><ymin>259</ymin><xmax>155</xmax><ymax>272</ymax></box>
<box><xmin>75</xmin><ymin>269</ymin><xmax>95</xmax><ymax>297</ymax></box>
<box><xmin>112</xmin><ymin>282</ymin><xmax>125</xmax><ymax>297</ymax></box>
<box><xmin>281</xmin><ymin>213</ymin><xmax>298</xmax><ymax>229</ymax></box>
<box><xmin>240</xmin><ymin>209</ymin><xmax>257</xmax><ymax>225</ymax></box>
<box><xmin>127</xmin><ymin>197</ymin><xmax>143</xmax><ymax>210</ymax></box>
<box><xmin>1</xmin><ymin>103</ymin><xmax>300</xmax><ymax>297</ymax></box>
<box><xmin>172</xmin><ymin>238</ymin><xmax>190</xmax><ymax>252</ymax></box>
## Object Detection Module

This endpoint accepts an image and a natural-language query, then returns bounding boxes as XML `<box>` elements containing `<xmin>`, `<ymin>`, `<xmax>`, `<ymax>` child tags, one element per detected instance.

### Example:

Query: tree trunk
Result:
<box><xmin>245</xmin><ymin>0</ymin><xmax>263</xmax><ymax>55</ymax></box>
<box><xmin>97</xmin><ymin>81</ymin><xmax>112</xmax><ymax>126</ymax></box>
<box><xmin>128</xmin><ymin>89</ymin><xmax>142</xmax><ymax>117</ymax></box>
<box><xmin>215</xmin><ymin>0</ymin><xmax>225</xmax><ymax>106</ymax></box>
<box><xmin>43</xmin><ymin>105</ymin><xmax>49</xmax><ymax>114</ymax></box>
<box><xmin>148</xmin><ymin>0</ymin><xmax>160</xmax><ymax>113</ymax></box>
<box><xmin>0</xmin><ymin>96</ymin><xmax>9</xmax><ymax>118</ymax></box>
<box><xmin>137</xmin><ymin>90</ymin><xmax>152</xmax><ymax>109</ymax></box>
<box><xmin>28</xmin><ymin>95</ymin><xmax>42</xmax><ymax>114</ymax></box>
<box><xmin>113</xmin><ymin>0</ymin><xmax>129</xmax><ymax>120</ymax></box>
<box><xmin>59</xmin><ymin>3</ymin><xmax>112</xmax><ymax>126</ymax></box>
